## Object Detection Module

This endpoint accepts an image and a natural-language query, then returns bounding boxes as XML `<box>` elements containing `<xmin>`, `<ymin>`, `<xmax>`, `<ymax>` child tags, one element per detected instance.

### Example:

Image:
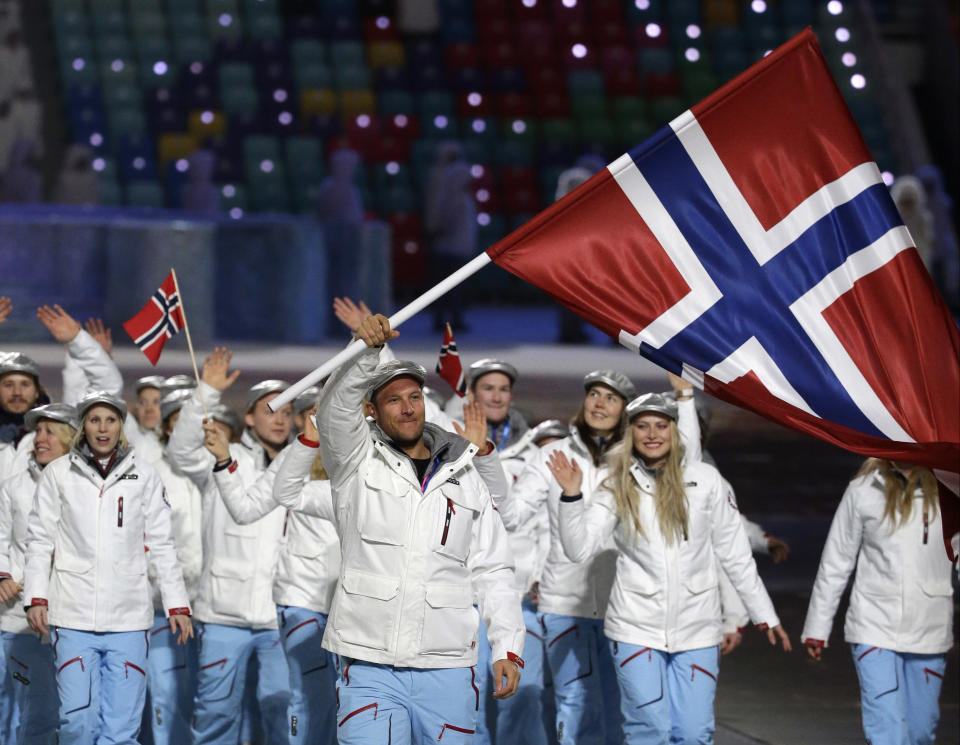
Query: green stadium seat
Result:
<box><xmin>680</xmin><ymin>64</ymin><xmax>719</xmax><ymax>102</ymax></box>
<box><xmin>612</xmin><ymin>96</ymin><xmax>646</xmax><ymax>122</ymax></box>
<box><xmin>102</xmin><ymin>83</ymin><xmax>142</xmax><ymax>109</ymax></box>
<box><xmin>331</xmin><ymin>41</ymin><xmax>366</xmax><ymax>68</ymax></box>
<box><xmin>247</xmin><ymin>13</ymin><xmax>283</xmax><ymax>40</ymax></box>
<box><xmin>108</xmin><ymin>105</ymin><xmax>147</xmax><ymax>138</ymax></box>
<box><xmin>219</xmin><ymin>61</ymin><xmax>254</xmax><ymax>88</ymax></box>
<box><xmin>571</xmin><ymin>95</ymin><xmax>608</xmax><ymax>121</ymax></box>
<box><xmin>638</xmin><ymin>47</ymin><xmax>676</xmax><ymax>75</ymax></box>
<box><xmin>243</xmin><ymin>0</ymin><xmax>279</xmax><ymax>13</ymax></box>
<box><xmin>88</xmin><ymin>0</ymin><xmax>124</xmax><ymax>11</ymax></box>
<box><xmin>501</xmin><ymin>117</ymin><xmax>537</xmax><ymax>143</ymax></box>
<box><xmin>172</xmin><ymin>34</ymin><xmax>213</xmax><ymax>65</ymax></box>
<box><xmin>648</xmin><ymin>96</ymin><xmax>683</xmax><ymax>127</ymax></box>
<box><xmin>169</xmin><ymin>11</ymin><xmax>205</xmax><ymax>40</ymax></box>
<box><xmin>285</xmin><ymin>137</ymin><xmax>323</xmax><ymax>177</ymax></box>
<box><xmin>295</xmin><ymin>63</ymin><xmax>333</xmax><ymax>92</ymax></box>
<box><xmin>567</xmin><ymin>69</ymin><xmax>606</xmax><ymax>96</ymax></box>
<box><xmin>334</xmin><ymin>64</ymin><xmax>372</xmax><ymax>90</ymax></box>
<box><xmin>461</xmin><ymin>137</ymin><xmax>493</xmax><ymax>165</ymax></box>
<box><xmin>378</xmin><ymin>186</ymin><xmax>417</xmax><ymax>215</ymax></box>
<box><xmin>578</xmin><ymin>119</ymin><xmax>618</xmax><ymax>149</ymax></box>
<box><xmin>92</xmin><ymin>155</ymin><xmax>117</xmax><ymax>180</ymax></box>
<box><xmin>291</xmin><ymin>39</ymin><xmax>328</xmax><ymax>67</ymax></box>
<box><xmin>167</xmin><ymin>0</ymin><xmax>203</xmax><ymax>13</ymax></box>
<box><xmin>95</xmin><ymin>34</ymin><xmax>133</xmax><ymax>62</ymax></box>
<box><xmin>493</xmin><ymin>139</ymin><xmax>534</xmax><ymax>167</ymax></box>
<box><xmin>126</xmin><ymin>180</ymin><xmax>165</xmax><ymax>208</ymax></box>
<box><xmin>99</xmin><ymin>58</ymin><xmax>139</xmax><ymax>87</ymax></box>
<box><xmin>136</xmin><ymin>36</ymin><xmax>172</xmax><ymax>67</ymax></box>
<box><xmin>373</xmin><ymin>162</ymin><xmax>412</xmax><ymax>193</ymax></box>
<box><xmin>60</xmin><ymin>58</ymin><xmax>98</xmax><ymax>87</ymax></box>
<box><xmin>242</xmin><ymin>134</ymin><xmax>281</xmax><ymax>165</ymax></box>
<box><xmin>248</xmin><ymin>170</ymin><xmax>291</xmax><ymax>213</ymax></box>
<box><xmin>98</xmin><ymin>175</ymin><xmax>122</xmax><ymax>206</ymax></box>
<box><xmin>207</xmin><ymin>10</ymin><xmax>243</xmax><ymax>40</ymax></box>
<box><xmin>221</xmin><ymin>84</ymin><xmax>259</xmax><ymax>115</ymax></box>
<box><xmin>90</xmin><ymin>10</ymin><xmax>127</xmax><ymax>37</ymax></box>
<box><xmin>139</xmin><ymin>60</ymin><xmax>176</xmax><ymax>89</ymax></box>
<box><xmin>541</xmin><ymin>118</ymin><xmax>578</xmax><ymax>144</ymax></box>
<box><xmin>379</xmin><ymin>90</ymin><xmax>415</xmax><ymax>116</ymax></box>
<box><xmin>55</xmin><ymin>34</ymin><xmax>94</xmax><ymax>63</ymax></box>
<box><xmin>219</xmin><ymin>182</ymin><xmax>249</xmax><ymax>212</ymax></box>
<box><xmin>129</xmin><ymin>0</ymin><xmax>164</xmax><ymax>12</ymax></box>
<box><xmin>129</xmin><ymin>12</ymin><xmax>167</xmax><ymax>40</ymax></box>
<box><xmin>617</xmin><ymin>117</ymin><xmax>655</xmax><ymax>147</ymax></box>
<box><xmin>50</xmin><ymin>0</ymin><xmax>85</xmax><ymax>12</ymax></box>
<box><xmin>417</xmin><ymin>90</ymin><xmax>454</xmax><ymax>119</ymax></box>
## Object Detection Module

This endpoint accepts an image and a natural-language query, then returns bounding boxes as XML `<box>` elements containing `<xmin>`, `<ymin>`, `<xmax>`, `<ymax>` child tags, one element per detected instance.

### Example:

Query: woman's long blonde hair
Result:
<box><xmin>855</xmin><ymin>457</ymin><xmax>937</xmax><ymax>530</ymax></box>
<box><xmin>603</xmin><ymin>421</ymin><xmax>688</xmax><ymax>544</ymax></box>
<box><xmin>71</xmin><ymin>410</ymin><xmax>129</xmax><ymax>453</ymax></box>
<box><xmin>310</xmin><ymin>451</ymin><xmax>328</xmax><ymax>481</ymax></box>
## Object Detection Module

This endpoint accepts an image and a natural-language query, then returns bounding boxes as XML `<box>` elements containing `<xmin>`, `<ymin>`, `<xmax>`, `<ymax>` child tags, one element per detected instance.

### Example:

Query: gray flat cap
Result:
<box><xmin>25</xmin><ymin>403</ymin><xmax>80</xmax><ymax>431</ymax></box>
<box><xmin>0</xmin><ymin>352</ymin><xmax>40</xmax><ymax>379</ymax></box>
<box><xmin>161</xmin><ymin>374</ymin><xmax>197</xmax><ymax>395</ymax></box>
<box><xmin>135</xmin><ymin>375</ymin><xmax>166</xmax><ymax>393</ymax></box>
<box><xmin>208</xmin><ymin>404</ymin><xmax>243</xmax><ymax>438</ymax></box>
<box><xmin>530</xmin><ymin>419</ymin><xmax>569</xmax><ymax>444</ymax></box>
<box><xmin>293</xmin><ymin>386</ymin><xmax>321</xmax><ymax>415</ymax></box>
<box><xmin>76</xmin><ymin>390</ymin><xmax>128</xmax><ymax>421</ymax></box>
<box><xmin>160</xmin><ymin>389</ymin><xmax>193</xmax><ymax>421</ymax></box>
<box><xmin>244</xmin><ymin>380</ymin><xmax>290</xmax><ymax>413</ymax></box>
<box><xmin>626</xmin><ymin>392</ymin><xmax>678</xmax><ymax>422</ymax></box>
<box><xmin>365</xmin><ymin>360</ymin><xmax>426</xmax><ymax>402</ymax></box>
<box><xmin>468</xmin><ymin>358</ymin><xmax>518</xmax><ymax>387</ymax></box>
<box><xmin>583</xmin><ymin>370</ymin><xmax>636</xmax><ymax>401</ymax></box>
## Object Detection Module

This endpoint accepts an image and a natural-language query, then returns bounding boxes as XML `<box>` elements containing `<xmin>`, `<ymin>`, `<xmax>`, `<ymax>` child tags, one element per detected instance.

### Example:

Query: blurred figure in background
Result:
<box><xmin>51</xmin><ymin>145</ymin><xmax>99</xmax><ymax>206</ymax></box>
<box><xmin>916</xmin><ymin>165</ymin><xmax>960</xmax><ymax>309</ymax></box>
<box><xmin>891</xmin><ymin>175</ymin><xmax>935</xmax><ymax>273</ymax></box>
<box><xmin>316</xmin><ymin>148</ymin><xmax>363</xmax><ymax>224</ymax></box>
<box><xmin>0</xmin><ymin>138</ymin><xmax>41</xmax><ymax>203</ymax></box>
<box><xmin>180</xmin><ymin>150</ymin><xmax>220</xmax><ymax>213</ymax></box>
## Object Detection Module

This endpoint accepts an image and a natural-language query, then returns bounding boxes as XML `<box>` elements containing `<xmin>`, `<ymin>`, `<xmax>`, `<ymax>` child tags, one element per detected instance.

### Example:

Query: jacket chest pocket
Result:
<box><xmin>431</xmin><ymin>485</ymin><xmax>479</xmax><ymax>563</ymax></box>
<box><xmin>359</xmin><ymin>470</ymin><xmax>409</xmax><ymax>546</ymax></box>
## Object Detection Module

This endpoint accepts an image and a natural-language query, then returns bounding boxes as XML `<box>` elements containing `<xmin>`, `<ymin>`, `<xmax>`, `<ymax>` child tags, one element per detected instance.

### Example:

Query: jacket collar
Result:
<box><xmin>70</xmin><ymin>443</ymin><xmax>134</xmax><ymax>483</ymax></box>
<box><xmin>240</xmin><ymin>428</ymin><xmax>270</xmax><ymax>469</ymax></box>
<box><xmin>372</xmin><ymin>421</ymin><xmax>477</xmax><ymax>490</ymax></box>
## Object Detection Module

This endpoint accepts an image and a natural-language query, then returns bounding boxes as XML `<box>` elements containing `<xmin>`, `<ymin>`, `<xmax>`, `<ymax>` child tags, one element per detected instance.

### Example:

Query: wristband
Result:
<box><xmin>29</xmin><ymin>598</ymin><xmax>48</xmax><ymax>608</ymax></box>
<box><xmin>169</xmin><ymin>607</ymin><xmax>191</xmax><ymax>616</ymax></box>
<box><xmin>507</xmin><ymin>651</ymin><xmax>524</xmax><ymax>669</ymax></box>
<box><xmin>213</xmin><ymin>458</ymin><xmax>233</xmax><ymax>472</ymax></box>
<box><xmin>298</xmin><ymin>434</ymin><xmax>319</xmax><ymax>448</ymax></box>
<box><xmin>803</xmin><ymin>638</ymin><xmax>825</xmax><ymax>649</ymax></box>
<box><xmin>676</xmin><ymin>391</ymin><xmax>694</xmax><ymax>400</ymax></box>
<box><xmin>755</xmin><ymin>622</ymin><xmax>770</xmax><ymax>632</ymax></box>
<box><xmin>560</xmin><ymin>493</ymin><xmax>583</xmax><ymax>503</ymax></box>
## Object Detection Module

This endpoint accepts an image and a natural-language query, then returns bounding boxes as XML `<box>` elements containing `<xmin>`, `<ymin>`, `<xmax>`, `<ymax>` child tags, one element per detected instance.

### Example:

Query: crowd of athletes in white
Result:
<box><xmin>0</xmin><ymin>295</ymin><xmax>954</xmax><ymax>745</ymax></box>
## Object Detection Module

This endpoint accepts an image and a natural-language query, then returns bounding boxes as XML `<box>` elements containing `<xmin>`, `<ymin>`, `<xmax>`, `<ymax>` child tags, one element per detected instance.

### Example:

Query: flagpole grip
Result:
<box><xmin>170</xmin><ymin>267</ymin><xmax>208</xmax><ymax>416</ymax></box>
<box><xmin>268</xmin><ymin>251</ymin><xmax>493</xmax><ymax>412</ymax></box>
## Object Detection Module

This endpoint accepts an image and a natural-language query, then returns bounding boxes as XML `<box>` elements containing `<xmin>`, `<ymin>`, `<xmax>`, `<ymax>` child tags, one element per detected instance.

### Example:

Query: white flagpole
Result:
<box><xmin>170</xmin><ymin>267</ymin><xmax>208</xmax><ymax>416</ymax></box>
<box><xmin>268</xmin><ymin>251</ymin><xmax>493</xmax><ymax>412</ymax></box>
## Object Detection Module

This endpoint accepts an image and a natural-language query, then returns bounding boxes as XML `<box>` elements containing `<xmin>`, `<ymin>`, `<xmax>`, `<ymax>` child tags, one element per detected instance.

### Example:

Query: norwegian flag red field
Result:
<box><xmin>122</xmin><ymin>270</ymin><xmax>185</xmax><ymax>365</ymax></box>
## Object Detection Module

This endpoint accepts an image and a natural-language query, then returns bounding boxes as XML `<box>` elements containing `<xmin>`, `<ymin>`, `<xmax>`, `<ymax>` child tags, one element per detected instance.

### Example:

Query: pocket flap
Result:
<box><xmin>684</xmin><ymin>573</ymin><xmax>716</xmax><ymax>595</ymax></box>
<box><xmin>620</xmin><ymin>572</ymin><xmax>660</xmax><ymax>596</ymax></box>
<box><xmin>920</xmin><ymin>581</ymin><xmax>954</xmax><ymax>598</ymax></box>
<box><xmin>425</xmin><ymin>583</ymin><xmax>473</xmax><ymax>609</ymax></box>
<box><xmin>54</xmin><ymin>553</ymin><xmax>94</xmax><ymax>574</ymax></box>
<box><xmin>437</xmin><ymin>481</ymin><xmax>482</xmax><ymax>513</ymax></box>
<box><xmin>211</xmin><ymin>558</ymin><xmax>248</xmax><ymax>580</ymax></box>
<box><xmin>341</xmin><ymin>568</ymin><xmax>400</xmax><ymax>601</ymax></box>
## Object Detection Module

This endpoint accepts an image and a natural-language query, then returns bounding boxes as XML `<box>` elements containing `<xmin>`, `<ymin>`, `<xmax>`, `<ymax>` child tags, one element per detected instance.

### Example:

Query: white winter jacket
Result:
<box><xmin>0</xmin><ymin>458</ymin><xmax>42</xmax><ymax>633</ymax></box>
<box><xmin>212</xmin><ymin>440</ymin><xmax>340</xmax><ymax>615</ymax></box>
<box><xmin>167</xmin><ymin>382</ymin><xmax>285</xmax><ymax>629</ymax></box>
<box><xmin>559</xmin><ymin>459</ymin><xmax>779</xmax><ymax>652</ymax></box>
<box><xmin>801</xmin><ymin>472</ymin><xmax>955</xmax><ymax>654</ymax></box>
<box><xmin>316</xmin><ymin>346</ymin><xmax>525</xmax><ymax>669</ymax></box>
<box><xmin>125</xmin><ymin>412</ymin><xmax>163</xmax><ymax>466</ymax></box>
<box><xmin>149</xmin><ymin>455</ymin><xmax>203</xmax><ymax>608</ymax></box>
<box><xmin>23</xmin><ymin>448</ymin><xmax>189</xmax><ymax>631</ymax></box>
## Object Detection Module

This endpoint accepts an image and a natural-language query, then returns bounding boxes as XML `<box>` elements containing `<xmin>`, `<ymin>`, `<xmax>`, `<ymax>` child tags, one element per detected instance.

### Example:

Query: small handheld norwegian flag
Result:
<box><xmin>436</xmin><ymin>323</ymin><xmax>467</xmax><ymax>397</ymax></box>
<box><xmin>123</xmin><ymin>270</ymin><xmax>185</xmax><ymax>365</ymax></box>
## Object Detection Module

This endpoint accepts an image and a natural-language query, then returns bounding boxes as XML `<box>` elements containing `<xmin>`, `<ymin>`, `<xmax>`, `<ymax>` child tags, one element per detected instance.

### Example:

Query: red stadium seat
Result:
<box><xmin>383</xmin><ymin>113</ymin><xmax>422</xmax><ymax>142</ymax></box>
<box><xmin>446</xmin><ymin>42</ymin><xmax>481</xmax><ymax>70</ymax></box>
<box><xmin>497</xmin><ymin>93</ymin><xmax>532</xmax><ymax>118</ymax></box>
<box><xmin>606</xmin><ymin>67</ymin><xmax>642</xmax><ymax>96</ymax></box>
<box><xmin>481</xmin><ymin>39</ymin><xmax>519</xmax><ymax>68</ymax></box>
<box><xmin>534</xmin><ymin>91</ymin><xmax>570</xmax><ymax>118</ymax></box>
<box><xmin>646</xmin><ymin>72</ymin><xmax>680</xmax><ymax>98</ymax></box>
<box><xmin>457</xmin><ymin>91</ymin><xmax>494</xmax><ymax>117</ymax></box>
<box><xmin>500</xmin><ymin>165</ymin><xmax>537</xmax><ymax>191</ymax></box>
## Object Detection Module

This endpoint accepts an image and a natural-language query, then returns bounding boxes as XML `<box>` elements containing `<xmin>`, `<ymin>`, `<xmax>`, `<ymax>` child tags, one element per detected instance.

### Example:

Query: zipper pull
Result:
<box><xmin>441</xmin><ymin>498</ymin><xmax>454</xmax><ymax>545</ymax></box>
<box><xmin>923</xmin><ymin>508</ymin><xmax>929</xmax><ymax>545</ymax></box>
<box><xmin>117</xmin><ymin>496</ymin><xmax>123</xmax><ymax>528</ymax></box>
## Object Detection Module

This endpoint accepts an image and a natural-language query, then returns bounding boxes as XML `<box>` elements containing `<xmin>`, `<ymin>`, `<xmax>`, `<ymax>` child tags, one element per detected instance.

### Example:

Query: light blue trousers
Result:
<box><xmin>277</xmin><ymin>605</ymin><xmax>336</xmax><ymax>744</ymax></box>
<box><xmin>493</xmin><ymin>601</ymin><xmax>558</xmax><ymax>745</ymax></box>
<box><xmin>2</xmin><ymin>630</ymin><xmax>58</xmax><ymax>745</ymax></box>
<box><xmin>610</xmin><ymin>641</ymin><xmax>719</xmax><ymax>745</ymax></box>
<box><xmin>145</xmin><ymin>610</ymin><xmax>197</xmax><ymax>745</ymax></box>
<box><xmin>52</xmin><ymin>626</ymin><xmax>150</xmax><ymax>745</ymax></box>
<box><xmin>334</xmin><ymin>656</ymin><xmax>480</xmax><ymax>744</ymax></box>
<box><xmin>0</xmin><ymin>646</ymin><xmax>17</xmax><ymax>744</ymax></box>
<box><xmin>851</xmin><ymin>644</ymin><xmax>947</xmax><ymax>745</ymax></box>
<box><xmin>190</xmin><ymin>622</ymin><xmax>291</xmax><ymax>745</ymax></box>
<box><xmin>541</xmin><ymin>613</ymin><xmax>621</xmax><ymax>745</ymax></box>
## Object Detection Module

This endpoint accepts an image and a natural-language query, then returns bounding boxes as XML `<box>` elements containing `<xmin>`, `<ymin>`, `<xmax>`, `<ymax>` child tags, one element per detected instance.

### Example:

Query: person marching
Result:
<box><xmin>316</xmin><ymin>313</ymin><xmax>525</xmax><ymax>744</ymax></box>
<box><xmin>125</xmin><ymin>376</ymin><xmax>166</xmax><ymax>465</ymax></box>
<box><xmin>166</xmin><ymin>348</ymin><xmax>294</xmax><ymax>745</ymax></box>
<box><xmin>551</xmin><ymin>392</ymin><xmax>791</xmax><ymax>745</ymax></box>
<box><xmin>22</xmin><ymin>391</ymin><xmax>192</xmax><ymax>744</ymax></box>
<box><xmin>143</xmin><ymin>388</ymin><xmax>204</xmax><ymax>745</ymax></box>
<box><xmin>801</xmin><ymin>459</ymin><xmax>956</xmax><ymax>745</ymax></box>
<box><xmin>496</xmin><ymin>369</ymin><xmax>637</xmax><ymax>745</ymax></box>
<box><xmin>201</xmin><ymin>385</ymin><xmax>340</xmax><ymax>745</ymax></box>
<box><xmin>0</xmin><ymin>403</ymin><xmax>77</xmax><ymax>744</ymax></box>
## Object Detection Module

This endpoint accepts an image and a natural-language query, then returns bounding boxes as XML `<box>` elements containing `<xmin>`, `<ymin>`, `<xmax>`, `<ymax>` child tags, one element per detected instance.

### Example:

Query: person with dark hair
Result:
<box><xmin>315</xmin><ymin>313</ymin><xmax>524</xmax><ymax>744</ymax></box>
<box><xmin>23</xmin><ymin>391</ymin><xmax>192</xmax><ymax>744</ymax></box>
<box><xmin>802</xmin><ymin>458</ymin><xmax>956</xmax><ymax>745</ymax></box>
<box><xmin>553</xmin><ymin>392</ymin><xmax>790</xmax><ymax>744</ymax></box>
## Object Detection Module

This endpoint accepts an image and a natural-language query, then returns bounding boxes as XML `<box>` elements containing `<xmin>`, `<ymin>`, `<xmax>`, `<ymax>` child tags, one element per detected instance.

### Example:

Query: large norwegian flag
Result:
<box><xmin>486</xmin><ymin>30</ymin><xmax>960</xmax><ymax>480</ymax></box>
<box><xmin>122</xmin><ymin>271</ymin><xmax>185</xmax><ymax>365</ymax></box>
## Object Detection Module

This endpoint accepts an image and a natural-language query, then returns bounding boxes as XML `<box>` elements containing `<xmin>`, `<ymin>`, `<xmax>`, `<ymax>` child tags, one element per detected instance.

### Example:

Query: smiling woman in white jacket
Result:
<box><xmin>801</xmin><ymin>459</ymin><xmax>956</xmax><ymax>745</ymax></box>
<box><xmin>552</xmin><ymin>393</ymin><xmax>790</xmax><ymax>745</ymax></box>
<box><xmin>22</xmin><ymin>391</ymin><xmax>192</xmax><ymax>745</ymax></box>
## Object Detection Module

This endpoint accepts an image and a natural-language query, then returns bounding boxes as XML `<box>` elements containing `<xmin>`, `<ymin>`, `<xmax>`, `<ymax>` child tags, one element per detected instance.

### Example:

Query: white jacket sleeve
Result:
<box><xmin>316</xmin><ymin>346</ymin><xmax>379</xmax><ymax>487</ymax></box>
<box><xmin>167</xmin><ymin>382</ymin><xmax>220</xmax><ymax>491</ymax></box>
<box><xmin>468</xmin><ymin>479</ymin><xmax>525</xmax><ymax>665</ymax></box>
<box><xmin>0</xmin><ymin>479</ymin><xmax>15</xmax><ymax>580</ymax></box>
<box><xmin>496</xmin><ymin>447</ymin><xmax>550</xmax><ymax>532</ymax></box>
<box><xmin>62</xmin><ymin>329</ymin><xmax>123</xmax><ymax>403</ymax></box>
<box><xmin>742</xmin><ymin>515</ymin><xmax>770</xmax><ymax>555</ymax></box>
<box><xmin>558</xmin><ymin>488</ymin><xmax>618</xmax><ymax>563</ymax></box>
<box><xmin>143</xmin><ymin>468</ymin><xmax>190</xmax><ymax>614</ymax></box>
<box><xmin>677</xmin><ymin>396</ymin><xmax>701</xmax><ymax>465</ymax></box>
<box><xmin>61</xmin><ymin>353</ymin><xmax>87</xmax><ymax>407</ymax></box>
<box><xmin>710</xmin><ymin>477</ymin><xmax>779</xmax><ymax>628</ymax></box>
<box><xmin>718</xmin><ymin>564</ymin><xmax>750</xmax><ymax>634</ymax></box>
<box><xmin>273</xmin><ymin>437</ymin><xmax>336</xmax><ymax>521</ymax></box>
<box><xmin>213</xmin><ymin>455</ymin><xmax>281</xmax><ymax>525</ymax></box>
<box><xmin>23</xmin><ymin>467</ymin><xmax>60</xmax><ymax>605</ymax></box>
<box><xmin>800</xmin><ymin>485</ymin><xmax>862</xmax><ymax>645</ymax></box>
<box><xmin>473</xmin><ymin>449</ymin><xmax>509</xmax><ymax>505</ymax></box>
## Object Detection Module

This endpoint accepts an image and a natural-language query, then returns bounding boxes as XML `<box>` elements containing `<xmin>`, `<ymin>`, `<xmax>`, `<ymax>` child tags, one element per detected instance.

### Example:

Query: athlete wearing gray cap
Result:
<box><xmin>161</xmin><ymin>375</ymin><xmax>197</xmax><ymax>396</ymax></box>
<box><xmin>365</xmin><ymin>360</ymin><xmax>427</xmax><ymax>404</ymax></box>
<box><xmin>582</xmin><ymin>369</ymin><xmax>636</xmax><ymax>402</ymax></box>
<box><xmin>76</xmin><ymin>390</ymin><xmax>128</xmax><ymax>422</ymax></box>
<box><xmin>626</xmin><ymin>392</ymin><xmax>678</xmax><ymax>422</ymax></box>
<box><xmin>25</xmin><ymin>403</ymin><xmax>80</xmax><ymax>432</ymax></box>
